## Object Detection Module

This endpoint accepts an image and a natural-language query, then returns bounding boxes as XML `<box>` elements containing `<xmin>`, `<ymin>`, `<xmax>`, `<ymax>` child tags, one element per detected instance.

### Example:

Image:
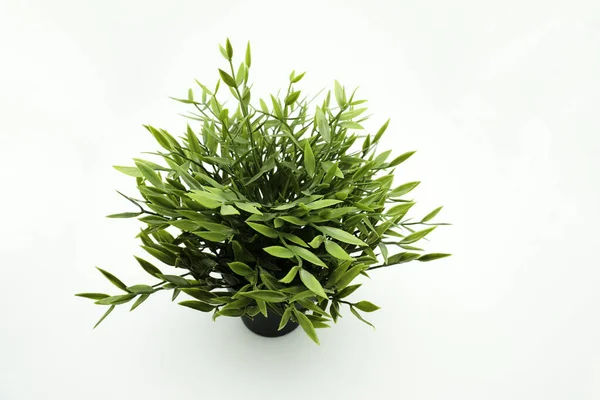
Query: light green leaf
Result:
<box><xmin>353</xmin><ymin>300</ymin><xmax>380</xmax><ymax>312</ymax></box>
<box><xmin>245</xmin><ymin>41</ymin><xmax>252</xmax><ymax>67</ymax></box>
<box><xmin>334</xmin><ymin>80</ymin><xmax>346</xmax><ymax>107</ymax></box>
<box><xmin>304</xmin><ymin>141</ymin><xmax>315</xmax><ymax>177</ymax></box>
<box><xmin>294</xmin><ymin>309</ymin><xmax>320</xmax><ymax>344</ymax></box>
<box><xmin>336</xmin><ymin>284</ymin><xmax>361</xmax><ymax>298</ymax></box>
<box><xmin>304</xmin><ymin>199</ymin><xmax>342</xmax><ymax>210</ymax></box>
<box><xmin>246</xmin><ymin>222</ymin><xmax>278</xmax><ymax>238</ymax></box>
<box><xmin>169</xmin><ymin>220</ymin><xmax>201</xmax><ymax>231</ymax></box>
<box><xmin>299</xmin><ymin>269</ymin><xmax>327</xmax><ymax>298</ymax></box>
<box><xmin>387</xmin><ymin>252</ymin><xmax>421</xmax><ymax>265</ymax></box>
<box><xmin>308</xmin><ymin>235</ymin><xmax>325</xmax><ymax>248</ymax></box>
<box><xmin>228</xmin><ymin>261</ymin><xmax>255</xmax><ymax>276</ymax></box>
<box><xmin>421</xmin><ymin>206</ymin><xmax>443</xmax><ymax>222</ymax></box>
<box><xmin>285</xmin><ymin>91</ymin><xmax>301</xmax><ymax>106</ymax></box>
<box><xmin>315</xmin><ymin>107</ymin><xmax>331</xmax><ymax>142</ymax></box>
<box><xmin>388</xmin><ymin>151</ymin><xmax>416</xmax><ymax>167</ymax></box>
<box><xmin>324</xmin><ymin>240</ymin><xmax>354</xmax><ymax>260</ymax></box>
<box><xmin>278</xmin><ymin>216</ymin><xmax>307</xmax><ymax>226</ymax></box>
<box><xmin>400</xmin><ymin>226</ymin><xmax>436</xmax><ymax>244</ymax></box>
<box><xmin>314</xmin><ymin>225</ymin><xmax>367</xmax><ymax>246</ymax></box>
<box><xmin>389</xmin><ymin>181</ymin><xmax>420</xmax><ymax>198</ymax></box>
<box><xmin>235</xmin><ymin>202</ymin><xmax>263</xmax><ymax>215</ymax></box>
<box><xmin>279</xmin><ymin>265</ymin><xmax>300</xmax><ymax>283</ymax></box>
<box><xmin>264</xmin><ymin>246</ymin><xmax>295</xmax><ymax>259</ymax></box>
<box><xmin>288</xmin><ymin>245</ymin><xmax>327</xmax><ymax>267</ymax></box>
<box><xmin>220</xmin><ymin>204</ymin><xmax>240</xmax><ymax>216</ymax></box>
<box><xmin>278</xmin><ymin>307</ymin><xmax>292</xmax><ymax>330</ymax></box>
<box><xmin>95</xmin><ymin>293</ymin><xmax>136</xmax><ymax>305</ymax></box>
<box><xmin>373</xmin><ymin>118</ymin><xmax>390</xmax><ymax>143</ymax></box>
<box><xmin>188</xmin><ymin>191</ymin><xmax>223</xmax><ymax>209</ymax></box>
<box><xmin>218</xmin><ymin>69</ymin><xmax>236</xmax><ymax>87</ymax></box>
<box><xmin>339</xmin><ymin>108</ymin><xmax>367</xmax><ymax>120</ymax></box>
<box><xmin>113</xmin><ymin>165</ymin><xmax>142</xmax><ymax>178</ymax></box>
<box><xmin>134</xmin><ymin>160</ymin><xmax>163</xmax><ymax>188</ymax></box>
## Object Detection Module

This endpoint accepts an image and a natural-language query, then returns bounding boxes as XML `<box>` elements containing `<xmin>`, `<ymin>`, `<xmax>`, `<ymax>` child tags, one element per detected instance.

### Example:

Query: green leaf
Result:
<box><xmin>228</xmin><ymin>261</ymin><xmax>255</xmax><ymax>277</ymax></box>
<box><xmin>304</xmin><ymin>141</ymin><xmax>315</xmax><ymax>177</ymax></box>
<box><xmin>353</xmin><ymin>301</ymin><xmax>380</xmax><ymax>312</ymax></box>
<box><xmin>299</xmin><ymin>269</ymin><xmax>327</xmax><ymax>299</ymax></box>
<box><xmin>373</xmin><ymin>118</ymin><xmax>390</xmax><ymax>143</ymax></box>
<box><xmin>400</xmin><ymin>226</ymin><xmax>436</xmax><ymax>244</ymax></box>
<box><xmin>314</xmin><ymin>225</ymin><xmax>367</xmax><ymax>247</ymax></box>
<box><xmin>141</xmin><ymin>246</ymin><xmax>177</xmax><ymax>265</ymax></box>
<box><xmin>126</xmin><ymin>285</ymin><xmax>155</xmax><ymax>294</ymax></box>
<box><xmin>293</xmin><ymin>309</ymin><xmax>320</xmax><ymax>344</ymax></box>
<box><xmin>188</xmin><ymin>191</ymin><xmax>223</xmax><ymax>209</ymax></box>
<box><xmin>245</xmin><ymin>41</ymin><xmax>252</xmax><ymax>67</ymax></box>
<box><xmin>158</xmin><ymin>274</ymin><xmax>191</xmax><ymax>287</ymax></box>
<box><xmin>288</xmin><ymin>245</ymin><xmax>327</xmax><ymax>268</ymax></box>
<box><xmin>324</xmin><ymin>240</ymin><xmax>354</xmax><ymax>260</ymax></box>
<box><xmin>336</xmin><ymin>284</ymin><xmax>361</xmax><ymax>298</ymax></box>
<box><xmin>246</xmin><ymin>222</ymin><xmax>278</xmax><ymax>238</ymax></box>
<box><xmin>239</xmin><ymin>290</ymin><xmax>288</xmax><ymax>303</ymax></box>
<box><xmin>291</xmin><ymin>72</ymin><xmax>306</xmax><ymax>83</ymax></box>
<box><xmin>387</xmin><ymin>202</ymin><xmax>415</xmax><ymax>217</ymax></box>
<box><xmin>75</xmin><ymin>293</ymin><xmax>109</xmax><ymax>300</ymax></box>
<box><xmin>95</xmin><ymin>293</ymin><xmax>136</xmax><ymax>305</ymax></box>
<box><xmin>388</xmin><ymin>151</ymin><xmax>416</xmax><ymax>167</ymax></box>
<box><xmin>350</xmin><ymin>306</ymin><xmax>375</xmax><ymax>329</ymax></box>
<box><xmin>290</xmin><ymin>290</ymin><xmax>315</xmax><ymax>302</ymax></box>
<box><xmin>96</xmin><ymin>267</ymin><xmax>128</xmax><ymax>292</ymax></box>
<box><xmin>304</xmin><ymin>199</ymin><xmax>343</xmax><ymax>210</ymax></box>
<box><xmin>278</xmin><ymin>307</ymin><xmax>292</xmax><ymax>330</ymax></box>
<box><xmin>113</xmin><ymin>165</ymin><xmax>142</xmax><ymax>178</ymax></box>
<box><xmin>390</xmin><ymin>181</ymin><xmax>420</xmax><ymax>198</ymax></box>
<box><xmin>335</xmin><ymin>264</ymin><xmax>366</xmax><ymax>289</ymax></box>
<box><xmin>334</xmin><ymin>80</ymin><xmax>346</xmax><ymax>107</ymax></box>
<box><xmin>279</xmin><ymin>265</ymin><xmax>300</xmax><ymax>283</ymax></box>
<box><xmin>134</xmin><ymin>256</ymin><xmax>163</xmax><ymax>278</ymax></box>
<box><xmin>308</xmin><ymin>235</ymin><xmax>325</xmax><ymax>248</ymax></box>
<box><xmin>339</xmin><ymin>108</ymin><xmax>367</xmax><ymax>120</ymax></box>
<box><xmin>93</xmin><ymin>305</ymin><xmax>115</xmax><ymax>329</ymax></box>
<box><xmin>169</xmin><ymin>219</ymin><xmax>201</xmax><ymax>231</ymax></box>
<box><xmin>264</xmin><ymin>246</ymin><xmax>295</xmax><ymax>259</ymax></box>
<box><xmin>235</xmin><ymin>202</ymin><xmax>263</xmax><ymax>215</ymax></box>
<box><xmin>225</xmin><ymin>38</ymin><xmax>233</xmax><ymax>59</ymax></box>
<box><xmin>220</xmin><ymin>204</ymin><xmax>240</xmax><ymax>216</ymax></box>
<box><xmin>130</xmin><ymin>294</ymin><xmax>150</xmax><ymax>311</ymax></box>
<box><xmin>193</xmin><ymin>231</ymin><xmax>230</xmax><ymax>242</ymax></box>
<box><xmin>278</xmin><ymin>216</ymin><xmax>307</xmax><ymax>226</ymax></box>
<box><xmin>387</xmin><ymin>252</ymin><xmax>421</xmax><ymax>265</ymax></box>
<box><xmin>172</xmin><ymin>288</ymin><xmax>181</xmax><ymax>302</ymax></box>
<box><xmin>421</xmin><ymin>206</ymin><xmax>443</xmax><ymax>222</ymax></box>
<box><xmin>285</xmin><ymin>91</ymin><xmax>301</xmax><ymax>106</ymax></box>
<box><xmin>218</xmin><ymin>69</ymin><xmax>237</xmax><ymax>87</ymax></box>
<box><xmin>418</xmin><ymin>253</ymin><xmax>451</xmax><ymax>262</ymax></box>
<box><xmin>134</xmin><ymin>160</ymin><xmax>163</xmax><ymax>188</ymax></box>
<box><xmin>315</xmin><ymin>107</ymin><xmax>331</xmax><ymax>142</ymax></box>
<box><xmin>179</xmin><ymin>300</ymin><xmax>215</xmax><ymax>312</ymax></box>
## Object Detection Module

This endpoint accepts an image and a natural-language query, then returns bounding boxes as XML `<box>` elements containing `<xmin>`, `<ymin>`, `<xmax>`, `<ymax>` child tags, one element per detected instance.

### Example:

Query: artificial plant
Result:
<box><xmin>77</xmin><ymin>39</ymin><xmax>450</xmax><ymax>344</ymax></box>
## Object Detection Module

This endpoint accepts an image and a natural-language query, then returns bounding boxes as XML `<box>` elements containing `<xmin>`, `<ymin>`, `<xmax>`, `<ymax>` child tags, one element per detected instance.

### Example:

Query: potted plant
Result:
<box><xmin>76</xmin><ymin>39</ymin><xmax>450</xmax><ymax>344</ymax></box>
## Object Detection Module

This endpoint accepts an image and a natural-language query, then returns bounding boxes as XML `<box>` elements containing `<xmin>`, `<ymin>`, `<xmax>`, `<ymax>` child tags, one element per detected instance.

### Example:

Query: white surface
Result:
<box><xmin>1</xmin><ymin>1</ymin><xmax>599</xmax><ymax>399</ymax></box>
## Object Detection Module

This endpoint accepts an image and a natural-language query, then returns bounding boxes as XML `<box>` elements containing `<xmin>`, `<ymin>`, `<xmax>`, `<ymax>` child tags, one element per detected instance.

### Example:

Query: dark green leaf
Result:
<box><xmin>400</xmin><ymin>226</ymin><xmax>436</xmax><ymax>244</ymax></box>
<box><xmin>179</xmin><ymin>300</ymin><xmax>215</xmax><ymax>312</ymax></box>
<box><xmin>75</xmin><ymin>293</ymin><xmax>109</xmax><ymax>300</ymax></box>
<box><xmin>418</xmin><ymin>253</ymin><xmax>451</xmax><ymax>262</ymax></box>
<box><xmin>130</xmin><ymin>294</ymin><xmax>150</xmax><ymax>311</ymax></box>
<box><xmin>218</xmin><ymin>69</ymin><xmax>237</xmax><ymax>87</ymax></box>
<box><xmin>96</xmin><ymin>267</ymin><xmax>128</xmax><ymax>292</ymax></box>
<box><xmin>126</xmin><ymin>285</ymin><xmax>155</xmax><ymax>294</ymax></box>
<box><xmin>93</xmin><ymin>305</ymin><xmax>115</xmax><ymax>329</ymax></box>
<box><xmin>134</xmin><ymin>256</ymin><xmax>163</xmax><ymax>278</ymax></box>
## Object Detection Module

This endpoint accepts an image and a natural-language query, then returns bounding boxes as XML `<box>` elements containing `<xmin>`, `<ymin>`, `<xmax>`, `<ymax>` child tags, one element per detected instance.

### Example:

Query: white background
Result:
<box><xmin>1</xmin><ymin>1</ymin><xmax>599</xmax><ymax>399</ymax></box>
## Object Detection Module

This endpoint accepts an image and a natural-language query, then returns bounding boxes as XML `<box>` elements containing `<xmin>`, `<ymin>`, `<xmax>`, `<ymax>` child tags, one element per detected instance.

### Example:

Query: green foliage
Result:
<box><xmin>77</xmin><ymin>39</ymin><xmax>450</xmax><ymax>343</ymax></box>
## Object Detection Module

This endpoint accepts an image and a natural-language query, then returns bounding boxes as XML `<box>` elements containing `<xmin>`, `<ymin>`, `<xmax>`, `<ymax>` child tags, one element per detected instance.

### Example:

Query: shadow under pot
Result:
<box><xmin>223</xmin><ymin>275</ymin><xmax>299</xmax><ymax>338</ymax></box>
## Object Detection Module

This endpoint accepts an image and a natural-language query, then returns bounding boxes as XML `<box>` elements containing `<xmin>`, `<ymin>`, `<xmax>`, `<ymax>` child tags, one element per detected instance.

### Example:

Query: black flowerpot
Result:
<box><xmin>241</xmin><ymin>311</ymin><xmax>299</xmax><ymax>337</ymax></box>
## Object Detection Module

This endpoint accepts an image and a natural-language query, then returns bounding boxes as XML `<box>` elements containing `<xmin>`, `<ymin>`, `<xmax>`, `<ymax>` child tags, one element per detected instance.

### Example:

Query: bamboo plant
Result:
<box><xmin>76</xmin><ymin>39</ymin><xmax>450</xmax><ymax>344</ymax></box>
